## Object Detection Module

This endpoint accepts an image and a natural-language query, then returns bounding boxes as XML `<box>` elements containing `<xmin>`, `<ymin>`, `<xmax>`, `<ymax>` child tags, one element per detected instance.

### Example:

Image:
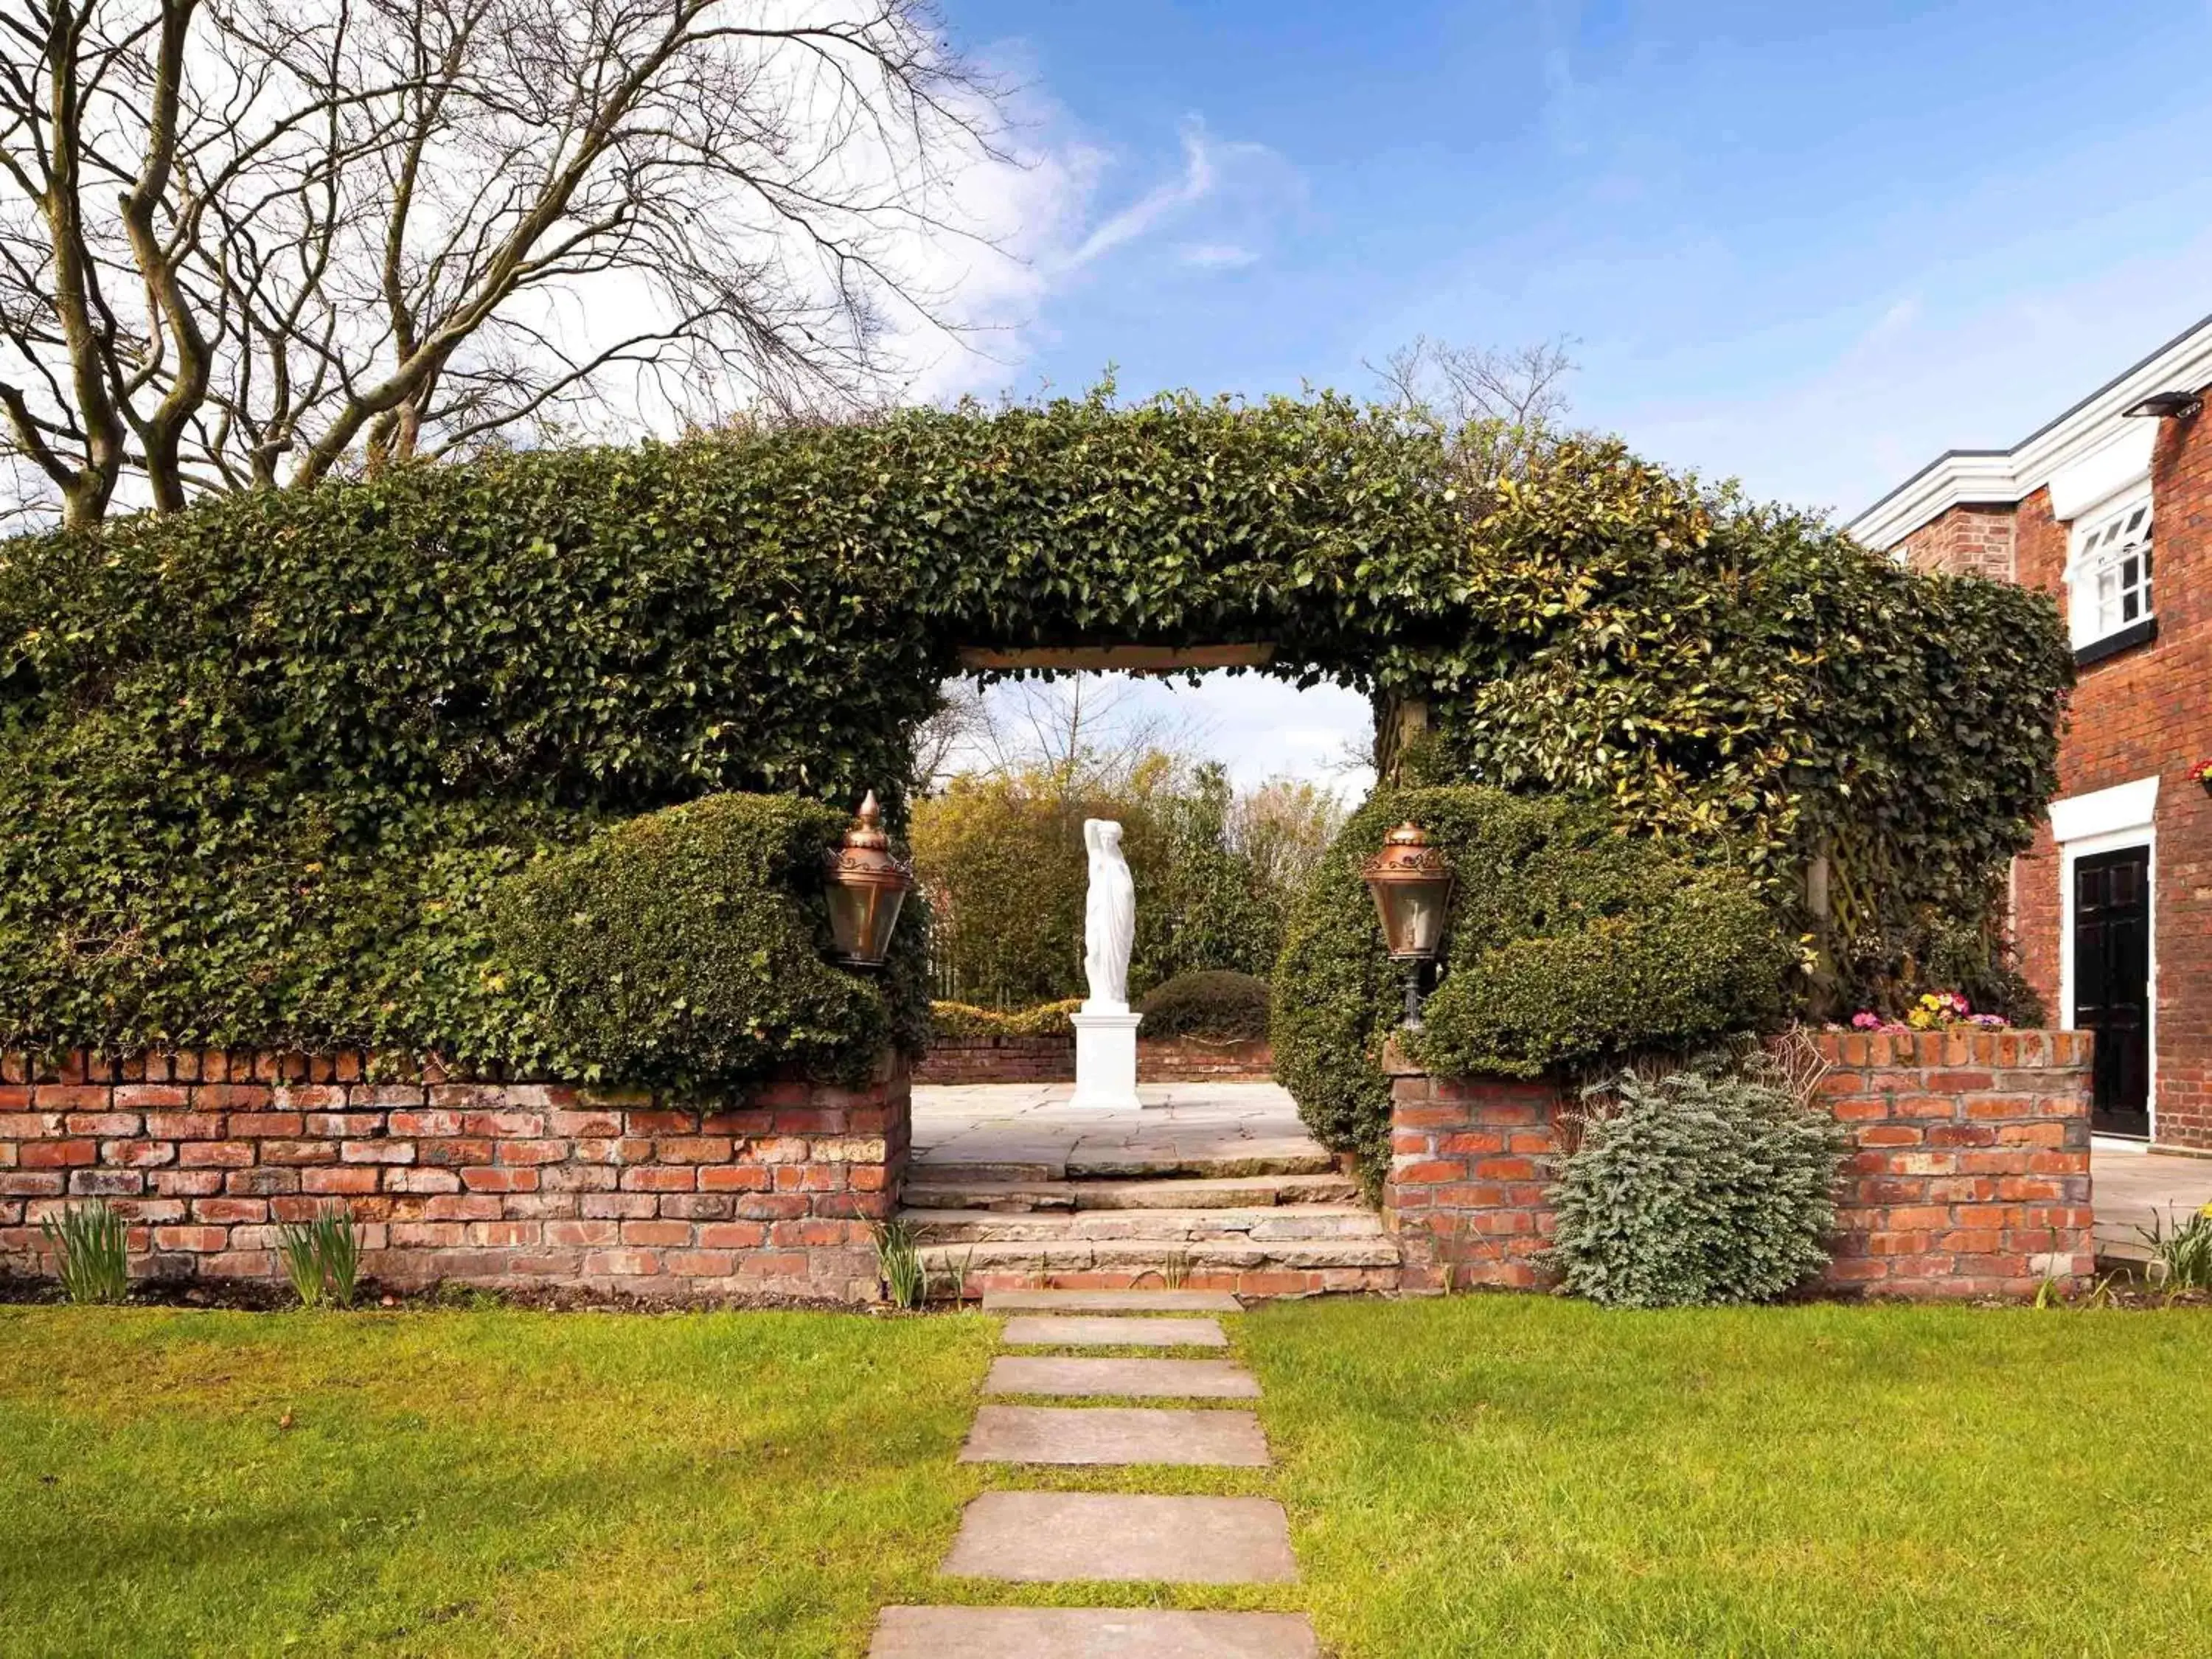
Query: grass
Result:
<box><xmin>1239</xmin><ymin>1295</ymin><xmax>2212</xmax><ymax>1658</ymax></box>
<box><xmin>7</xmin><ymin>1296</ymin><xmax>2211</xmax><ymax>1656</ymax></box>
<box><xmin>0</xmin><ymin>1305</ymin><xmax>996</xmax><ymax>1658</ymax></box>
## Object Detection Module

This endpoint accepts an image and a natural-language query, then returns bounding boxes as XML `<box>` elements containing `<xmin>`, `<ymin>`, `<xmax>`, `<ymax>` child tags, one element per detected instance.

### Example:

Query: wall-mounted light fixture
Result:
<box><xmin>823</xmin><ymin>791</ymin><xmax>912</xmax><ymax>969</ymax></box>
<box><xmin>2122</xmin><ymin>389</ymin><xmax>2203</xmax><ymax>420</ymax></box>
<box><xmin>1360</xmin><ymin>821</ymin><xmax>1455</xmax><ymax>1030</ymax></box>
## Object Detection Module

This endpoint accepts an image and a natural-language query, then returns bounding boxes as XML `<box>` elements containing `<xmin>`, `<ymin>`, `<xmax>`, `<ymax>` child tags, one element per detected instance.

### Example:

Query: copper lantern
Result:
<box><xmin>824</xmin><ymin>791</ymin><xmax>913</xmax><ymax>969</ymax></box>
<box><xmin>1360</xmin><ymin>821</ymin><xmax>1455</xmax><ymax>1028</ymax></box>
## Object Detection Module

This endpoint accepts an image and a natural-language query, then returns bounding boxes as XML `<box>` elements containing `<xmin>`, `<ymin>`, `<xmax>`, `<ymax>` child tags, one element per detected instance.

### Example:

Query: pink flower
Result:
<box><xmin>1851</xmin><ymin>1011</ymin><xmax>1882</xmax><ymax>1030</ymax></box>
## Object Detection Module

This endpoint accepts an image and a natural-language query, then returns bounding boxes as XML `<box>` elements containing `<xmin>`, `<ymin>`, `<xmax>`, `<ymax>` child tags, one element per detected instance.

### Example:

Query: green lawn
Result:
<box><xmin>0</xmin><ymin>1305</ymin><xmax>996</xmax><ymax>1658</ymax></box>
<box><xmin>1240</xmin><ymin>1295</ymin><xmax>2212</xmax><ymax>1658</ymax></box>
<box><xmin>4</xmin><ymin>1298</ymin><xmax>2209</xmax><ymax>1658</ymax></box>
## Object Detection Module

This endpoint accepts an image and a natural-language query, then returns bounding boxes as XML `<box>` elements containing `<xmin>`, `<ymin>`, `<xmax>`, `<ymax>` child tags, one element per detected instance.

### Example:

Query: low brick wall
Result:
<box><xmin>0</xmin><ymin>1050</ymin><xmax>908</xmax><ymax>1303</ymax></box>
<box><xmin>914</xmin><ymin>1034</ymin><xmax>1273</xmax><ymax>1086</ymax></box>
<box><xmin>914</xmin><ymin>1034</ymin><xmax>1073</xmax><ymax>1085</ymax></box>
<box><xmin>1384</xmin><ymin>1030</ymin><xmax>2095</xmax><ymax>1299</ymax></box>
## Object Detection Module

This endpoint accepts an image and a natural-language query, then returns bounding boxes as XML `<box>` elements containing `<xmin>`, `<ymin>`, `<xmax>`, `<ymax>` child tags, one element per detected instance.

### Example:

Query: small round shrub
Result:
<box><xmin>489</xmin><ymin>793</ymin><xmax>928</xmax><ymax>1090</ymax></box>
<box><xmin>1272</xmin><ymin>785</ymin><xmax>1792</xmax><ymax>1172</ymax></box>
<box><xmin>1137</xmin><ymin>970</ymin><xmax>1272</xmax><ymax>1042</ymax></box>
<box><xmin>1546</xmin><ymin>1062</ymin><xmax>1847</xmax><ymax>1307</ymax></box>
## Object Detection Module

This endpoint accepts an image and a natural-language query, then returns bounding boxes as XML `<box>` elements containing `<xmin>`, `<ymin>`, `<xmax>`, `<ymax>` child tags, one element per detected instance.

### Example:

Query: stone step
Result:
<box><xmin>902</xmin><ymin>1172</ymin><xmax>1359</xmax><ymax>1213</ymax></box>
<box><xmin>985</xmin><ymin>1354</ymin><xmax>1260</xmax><ymax>1398</ymax></box>
<box><xmin>999</xmin><ymin>1315</ymin><xmax>1229</xmax><ymax>1348</ymax></box>
<box><xmin>1063</xmin><ymin>1147</ymin><xmax>1337</xmax><ymax>1180</ymax></box>
<box><xmin>961</xmin><ymin>1404</ymin><xmax>1270</xmax><ymax>1467</ymax></box>
<box><xmin>981</xmin><ymin>1287</ymin><xmax>1242</xmax><ymax>1314</ymax></box>
<box><xmin>939</xmin><ymin>1490</ymin><xmax>1299</xmax><ymax>1583</ymax></box>
<box><xmin>919</xmin><ymin>1236</ymin><xmax>1401</xmax><ymax>1275</ymax></box>
<box><xmin>914</xmin><ymin>1147</ymin><xmax>1336</xmax><ymax>1185</ymax></box>
<box><xmin>900</xmin><ymin>1204</ymin><xmax>1383</xmax><ymax>1245</ymax></box>
<box><xmin>871</xmin><ymin>1607</ymin><xmax>1319</xmax><ymax>1659</ymax></box>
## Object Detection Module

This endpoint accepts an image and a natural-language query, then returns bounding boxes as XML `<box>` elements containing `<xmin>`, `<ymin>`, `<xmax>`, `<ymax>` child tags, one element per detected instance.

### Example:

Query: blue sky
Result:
<box><xmin>925</xmin><ymin>0</ymin><xmax>2212</xmax><ymax>787</ymax></box>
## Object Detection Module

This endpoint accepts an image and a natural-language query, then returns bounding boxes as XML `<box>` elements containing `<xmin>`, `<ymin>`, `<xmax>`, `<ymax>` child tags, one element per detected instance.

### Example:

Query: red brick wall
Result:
<box><xmin>914</xmin><ymin>1034</ymin><xmax>1074</xmax><ymax>1085</ymax></box>
<box><xmin>914</xmin><ymin>1035</ymin><xmax>1274</xmax><ymax>1085</ymax></box>
<box><xmin>1899</xmin><ymin>503</ymin><xmax>2017</xmax><ymax>580</ymax></box>
<box><xmin>1381</xmin><ymin>1066</ymin><xmax>1555</xmax><ymax>1293</ymax></box>
<box><xmin>1382</xmin><ymin>1030</ymin><xmax>2093</xmax><ymax>1298</ymax></box>
<box><xmin>2003</xmin><ymin>411</ymin><xmax>2212</xmax><ymax>1148</ymax></box>
<box><xmin>0</xmin><ymin>1050</ymin><xmax>908</xmax><ymax>1302</ymax></box>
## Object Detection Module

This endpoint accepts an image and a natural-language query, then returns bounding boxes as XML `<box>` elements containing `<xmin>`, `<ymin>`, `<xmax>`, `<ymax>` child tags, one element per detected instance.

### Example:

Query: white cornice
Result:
<box><xmin>1848</xmin><ymin>310</ymin><xmax>2212</xmax><ymax>552</ymax></box>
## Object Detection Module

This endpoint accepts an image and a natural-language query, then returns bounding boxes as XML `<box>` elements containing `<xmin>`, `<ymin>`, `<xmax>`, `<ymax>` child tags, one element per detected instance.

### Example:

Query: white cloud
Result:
<box><xmin>878</xmin><ymin>97</ymin><xmax>1302</xmax><ymax>399</ymax></box>
<box><xmin>1178</xmin><ymin>243</ymin><xmax>1259</xmax><ymax>271</ymax></box>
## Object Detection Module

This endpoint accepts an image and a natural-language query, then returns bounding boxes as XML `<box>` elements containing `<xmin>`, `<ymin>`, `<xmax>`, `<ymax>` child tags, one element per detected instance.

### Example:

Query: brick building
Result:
<box><xmin>1851</xmin><ymin>315</ymin><xmax>2212</xmax><ymax>1152</ymax></box>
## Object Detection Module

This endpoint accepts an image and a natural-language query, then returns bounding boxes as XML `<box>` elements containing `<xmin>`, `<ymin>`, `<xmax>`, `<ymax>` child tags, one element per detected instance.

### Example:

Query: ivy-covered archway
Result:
<box><xmin>0</xmin><ymin>390</ymin><xmax>2070</xmax><ymax>1067</ymax></box>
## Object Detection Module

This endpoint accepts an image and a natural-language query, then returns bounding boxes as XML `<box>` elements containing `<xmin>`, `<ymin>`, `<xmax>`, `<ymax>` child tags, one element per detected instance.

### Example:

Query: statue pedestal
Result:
<box><xmin>1070</xmin><ymin>1009</ymin><xmax>1143</xmax><ymax>1110</ymax></box>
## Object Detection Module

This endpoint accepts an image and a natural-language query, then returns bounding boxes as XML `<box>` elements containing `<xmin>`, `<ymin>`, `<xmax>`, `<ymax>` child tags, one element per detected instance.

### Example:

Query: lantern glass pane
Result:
<box><xmin>827</xmin><ymin>883</ymin><xmax>905</xmax><ymax>965</ymax></box>
<box><xmin>1372</xmin><ymin>879</ymin><xmax>1450</xmax><ymax>959</ymax></box>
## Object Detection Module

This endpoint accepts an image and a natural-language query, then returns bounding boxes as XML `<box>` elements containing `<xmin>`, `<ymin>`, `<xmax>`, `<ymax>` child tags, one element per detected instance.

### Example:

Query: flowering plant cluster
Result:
<box><xmin>1848</xmin><ymin>991</ymin><xmax>2008</xmax><ymax>1033</ymax></box>
<box><xmin>2192</xmin><ymin>757</ymin><xmax>2212</xmax><ymax>786</ymax></box>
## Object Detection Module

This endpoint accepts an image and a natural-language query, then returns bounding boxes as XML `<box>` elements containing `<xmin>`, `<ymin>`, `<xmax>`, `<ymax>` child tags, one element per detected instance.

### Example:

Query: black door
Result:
<box><xmin>2074</xmin><ymin>846</ymin><xmax>2151</xmax><ymax>1137</ymax></box>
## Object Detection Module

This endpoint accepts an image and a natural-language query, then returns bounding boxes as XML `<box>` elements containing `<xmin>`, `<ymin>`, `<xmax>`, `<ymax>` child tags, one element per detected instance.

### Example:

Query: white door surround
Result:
<box><xmin>2051</xmin><ymin>776</ymin><xmax>2158</xmax><ymax>1143</ymax></box>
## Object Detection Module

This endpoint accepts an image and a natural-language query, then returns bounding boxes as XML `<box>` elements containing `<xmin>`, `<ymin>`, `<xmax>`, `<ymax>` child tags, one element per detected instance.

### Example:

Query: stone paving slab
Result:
<box><xmin>998</xmin><ymin>1314</ymin><xmax>1227</xmax><ymax>1348</ymax></box>
<box><xmin>986</xmin><ymin>1354</ymin><xmax>1260</xmax><ymax>1398</ymax></box>
<box><xmin>911</xmin><ymin>1082</ymin><xmax>1329</xmax><ymax>1178</ymax></box>
<box><xmin>869</xmin><ymin>1606</ymin><xmax>1319</xmax><ymax>1658</ymax></box>
<box><xmin>961</xmin><ymin>1404</ymin><xmax>1270</xmax><ymax>1466</ymax></box>
<box><xmin>983</xmin><ymin>1287</ymin><xmax>1240</xmax><ymax>1313</ymax></box>
<box><xmin>2093</xmin><ymin>1147</ymin><xmax>2212</xmax><ymax>1260</ymax></box>
<box><xmin>941</xmin><ymin>1491</ymin><xmax>1299</xmax><ymax>1582</ymax></box>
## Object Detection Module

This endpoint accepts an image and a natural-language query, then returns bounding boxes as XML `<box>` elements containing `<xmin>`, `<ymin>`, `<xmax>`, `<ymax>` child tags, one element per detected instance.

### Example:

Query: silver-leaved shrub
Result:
<box><xmin>1546</xmin><ymin>1062</ymin><xmax>1847</xmax><ymax>1307</ymax></box>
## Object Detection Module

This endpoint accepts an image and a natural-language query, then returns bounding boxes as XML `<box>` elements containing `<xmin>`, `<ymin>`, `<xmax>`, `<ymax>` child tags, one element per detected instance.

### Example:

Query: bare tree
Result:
<box><xmin>0</xmin><ymin>0</ymin><xmax>1004</xmax><ymax>527</ymax></box>
<box><xmin>956</xmin><ymin>674</ymin><xmax>1209</xmax><ymax>799</ymax></box>
<box><xmin>1368</xmin><ymin>333</ymin><xmax>1577</xmax><ymax>431</ymax></box>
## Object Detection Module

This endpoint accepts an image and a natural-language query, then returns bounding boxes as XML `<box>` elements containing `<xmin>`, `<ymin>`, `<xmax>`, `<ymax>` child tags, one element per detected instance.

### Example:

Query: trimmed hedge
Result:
<box><xmin>1272</xmin><ymin>786</ymin><xmax>1792</xmax><ymax>1172</ymax></box>
<box><xmin>0</xmin><ymin>394</ymin><xmax>2065</xmax><ymax>1066</ymax></box>
<box><xmin>490</xmin><ymin>795</ymin><xmax>928</xmax><ymax>1089</ymax></box>
<box><xmin>927</xmin><ymin>999</ymin><xmax>1082</xmax><ymax>1040</ymax></box>
<box><xmin>1137</xmin><ymin>970</ymin><xmax>1273</xmax><ymax>1042</ymax></box>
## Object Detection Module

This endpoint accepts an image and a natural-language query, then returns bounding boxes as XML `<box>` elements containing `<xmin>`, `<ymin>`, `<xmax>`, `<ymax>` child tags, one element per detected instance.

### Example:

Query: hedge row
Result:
<box><xmin>0</xmin><ymin>392</ymin><xmax>2067</xmax><ymax>1066</ymax></box>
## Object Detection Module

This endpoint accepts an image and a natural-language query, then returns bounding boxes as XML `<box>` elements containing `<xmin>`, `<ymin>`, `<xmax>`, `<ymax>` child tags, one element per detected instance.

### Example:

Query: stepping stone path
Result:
<box><xmin>1000</xmin><ymin>1313</ymin><xmax>1228</xmax><ymax>1347</ymax></box>
<box><xmin>869</xmin><ymin>1287</ymin><xmax>1318</xmax><ymax>1656</ymax></box>
<box><xmin>985</xmin><ymin>1355</ymin><xmax>1261</xmax><ymax>1398</ymax></box>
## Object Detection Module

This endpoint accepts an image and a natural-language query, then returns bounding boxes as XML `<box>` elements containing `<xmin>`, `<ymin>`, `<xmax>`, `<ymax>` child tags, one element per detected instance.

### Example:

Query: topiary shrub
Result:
<box><xmin>1272</xmin><ymin>785</ymin><xmax>1792</xmax><ymax>1174</ymax></box>
<box><xmin>928</xmin><ymin>998</ymin><xmax>1082</xmax><ymax>1040</ymax></box>
<box><xmin>1545</xmin><ymin>1060</ymin><xmax>1847</xmax><ymax>1307</ymax></box>
<box><xmin>1137</xmin><ymin>970</ymin><xmax>1273</xmax><ymax>1042</ymax></box>
<box><xmin>488</xmin><ymin>793</ymin><xmax>927</xmax><ymax>1090</ymax></box>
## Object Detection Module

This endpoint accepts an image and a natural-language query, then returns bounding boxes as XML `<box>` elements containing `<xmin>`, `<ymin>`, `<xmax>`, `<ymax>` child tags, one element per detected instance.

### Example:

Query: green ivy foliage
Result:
<box><xmin>1546</xmin><ymin>1063</ymin><xmax>1848</xmax><ymax>1307</ymax></box>
<box><xmin>1271</xmin><ymin>786</ymin><xmax>1792</xmax><ymax>1171</ymax></box>
<box><xmin>489</xmin><ymin>795</ymin><xmax>927</xmax><ymax>1089</ymax></box>
<box><xmin>0</xmin><ymin>391</ymin><xmax>2066</xmax><ymax>1066</ymax></box>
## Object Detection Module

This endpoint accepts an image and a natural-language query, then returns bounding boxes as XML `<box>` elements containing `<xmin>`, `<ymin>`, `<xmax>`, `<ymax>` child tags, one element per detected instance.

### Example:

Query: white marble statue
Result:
<box><xmin>1082</xmin><ymin>818</ymin><xmax>1136</xmax><ymax>1013</ymax></box>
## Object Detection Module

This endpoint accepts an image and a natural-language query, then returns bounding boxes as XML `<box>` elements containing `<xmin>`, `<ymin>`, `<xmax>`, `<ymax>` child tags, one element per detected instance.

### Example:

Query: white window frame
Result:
<box><xmin>2051</xmin><ymin>776</ymin><xmax>2158</xmax><ymax>1144</ymax></box>
<box><xmin>2061</xmin><ymin>484</ymin><xmax>2154</xmax><ymax>652</ymax></box>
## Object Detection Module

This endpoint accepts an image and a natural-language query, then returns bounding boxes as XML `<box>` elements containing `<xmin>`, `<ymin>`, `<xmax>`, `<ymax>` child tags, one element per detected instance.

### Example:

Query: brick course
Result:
<box><xmin>1382</xmin><ymin>1030</ymin><xmax>2093</xmax><ymax>1298</ymax></box>
<box><xmin>1899</xmin><ymin>502</ymin><xmax>2017</xmax><ymax>581</ymax></box>
<box><xmin>0</xmin><ymin>1049</ymin><xmax>909</xmax><ymax>1301</ymax></box>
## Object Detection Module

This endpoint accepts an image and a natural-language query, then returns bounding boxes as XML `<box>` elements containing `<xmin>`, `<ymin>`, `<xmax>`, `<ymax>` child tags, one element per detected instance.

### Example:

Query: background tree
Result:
<box><xmin>911</xmin><ymin>752</ymin><xmax>1343</xmax><ymax>1010</ymax></box>
<box><xmin>1369</xmin><ymin>333</ymin><xmax>1579</xmax><ymax>431</ymax></box>
<box><xmin>0</xmin><ymin>0</ymin><xmax>1001</xmax><ymax>526</ymax></box>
